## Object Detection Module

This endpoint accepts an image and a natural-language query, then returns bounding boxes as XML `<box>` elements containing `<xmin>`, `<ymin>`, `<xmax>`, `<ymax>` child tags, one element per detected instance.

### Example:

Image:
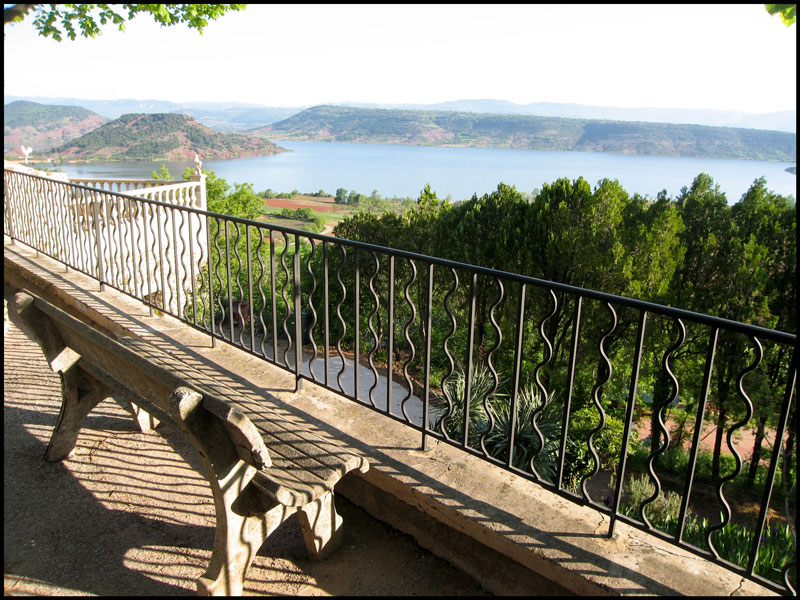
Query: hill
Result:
<box><xmin>42</xmin><ymin>113</ymin><xmax>288</xmax><ymax>162</ymax></box>
<box><xmin>3</xmin><ymin>96</ymin><xmax>303</xmax><ymax>132</ymax></box>
<box><xmin>4</xmin><ymin>100</ymin><xmax>108</xmax><ymax>151</ymax></box>
<box><xmin>5</xmin><ymin>95</ymin><xmax>795</xmax><ymax>134</ymax></box>
<box><xmin>250</xmin><ymin>106</ymin><xmax>796</xmax><ymax>162</ymax></box>
<box><xmin>338</xmin><ymin>100</ymin><xmax>796</xmax><ymax>133</ymax></box>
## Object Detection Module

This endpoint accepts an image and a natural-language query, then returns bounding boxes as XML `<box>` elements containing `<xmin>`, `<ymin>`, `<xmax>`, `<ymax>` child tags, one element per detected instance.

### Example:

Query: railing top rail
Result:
<box><xmin>5</xmin><ymin>167</ymin><xmax>795</xmax><ymax>344</ymax></box>
<box><xmin>66</xmin><ymin>177</ymin><xmax>185</xmax><ymax>184</ymax></box>
<box><xmin>119</xmin><ymin>181</ymin><xmax>201</xmax><ymax>194</ymax></box>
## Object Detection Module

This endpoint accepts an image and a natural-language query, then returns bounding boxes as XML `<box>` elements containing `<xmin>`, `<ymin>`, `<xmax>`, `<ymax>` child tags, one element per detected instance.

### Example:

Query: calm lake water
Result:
<box><xmin>44</xmin><ymin>140</ymin><xmax>796</xmax><ymax>203</ymax></box>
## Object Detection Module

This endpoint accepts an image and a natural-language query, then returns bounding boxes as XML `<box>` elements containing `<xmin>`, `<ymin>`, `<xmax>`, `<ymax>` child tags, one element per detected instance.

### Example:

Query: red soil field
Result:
<box><xmin>264</xmin><ymin>197</ymin><xmax>337</xmax><ymax>212</ymax></box>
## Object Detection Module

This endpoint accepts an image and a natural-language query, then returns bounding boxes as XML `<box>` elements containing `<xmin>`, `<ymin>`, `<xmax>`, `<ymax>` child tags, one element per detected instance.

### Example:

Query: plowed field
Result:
<box><xmin>263</xmin><ymin>195</ymin><xmax>337</xmax><ymax>212</ymax></box>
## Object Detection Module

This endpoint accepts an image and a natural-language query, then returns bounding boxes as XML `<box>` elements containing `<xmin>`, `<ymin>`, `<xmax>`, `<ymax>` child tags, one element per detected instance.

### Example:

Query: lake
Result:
<box><xmin>41</xmin><ymin>140</ymin><xmax>796</xmax><ymax>203</ymax></box>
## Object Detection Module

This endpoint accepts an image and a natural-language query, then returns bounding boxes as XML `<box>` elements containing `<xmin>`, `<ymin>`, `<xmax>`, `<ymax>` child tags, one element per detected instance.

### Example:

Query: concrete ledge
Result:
<box><xmin>4</xmin><ymin>240</ymin><xmax>775</xmax><ymax>596</ymax></box>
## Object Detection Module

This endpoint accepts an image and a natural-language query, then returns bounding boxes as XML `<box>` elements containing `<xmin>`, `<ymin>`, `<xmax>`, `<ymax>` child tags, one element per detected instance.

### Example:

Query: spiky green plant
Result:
<box><xmin>433</xmin><ymin>363</ymin><xmax>505</xmax><ymax>446</ymax></box>
<box><xmin>481</xmin><ymin>384</ymin><xmax>562</xmax><ymax>482</ymax></box>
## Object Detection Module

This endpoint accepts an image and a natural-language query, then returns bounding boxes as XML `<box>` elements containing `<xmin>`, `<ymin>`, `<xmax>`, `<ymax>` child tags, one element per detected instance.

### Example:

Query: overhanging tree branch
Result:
<box><xmin>4</xmin><ymin>4</ymin><xmax>246</xmax><ymax>41</ymax></box>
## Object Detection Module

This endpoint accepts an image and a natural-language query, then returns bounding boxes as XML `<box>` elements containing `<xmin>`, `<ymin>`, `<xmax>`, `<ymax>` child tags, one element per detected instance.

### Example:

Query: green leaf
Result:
<box><xmin>765</xmin><ymin>3</ymin><xmax>797</xmax><ymax>26</ymax></box>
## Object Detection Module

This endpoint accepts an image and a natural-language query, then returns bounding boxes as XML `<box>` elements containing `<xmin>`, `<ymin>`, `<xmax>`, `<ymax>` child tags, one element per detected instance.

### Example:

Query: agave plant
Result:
<box><xmin>433</xmin><ymin>363</ymin><xmax>505</xmax><ymax>447</ymax></box>
<box><xmin>433</xmin><ymin>365</ymin><xmax>562</xmax><ymax>482</ymax></box>
<box><xmin>481</xmin><ymin>384</ymin><xmax>563</xmax><ymax>482</ymax></box>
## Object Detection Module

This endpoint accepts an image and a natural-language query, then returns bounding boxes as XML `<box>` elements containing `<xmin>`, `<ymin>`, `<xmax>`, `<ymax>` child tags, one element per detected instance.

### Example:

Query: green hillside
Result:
<box><xmin>4</xmin><ymin>100</ymin><xmax>108</xmax><ymax>151</ymax></box>
<box><xmin>4</xmin><ymin>100</ymin><xmax>101</xmax><ymax>127</ymax></box>
<box><xmin>250</xmin><ymin>105</ymin><xmax>796</xmax><ymax>162</ymax></box>
<box><xmin>45</xmin><ymin>113</ymin><xmax>288</xmax><ymax>161</ymax></box>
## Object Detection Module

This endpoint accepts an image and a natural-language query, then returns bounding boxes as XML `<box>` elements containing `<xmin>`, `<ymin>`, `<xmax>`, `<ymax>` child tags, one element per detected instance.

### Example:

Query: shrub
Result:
<box><xmin>569</xmin><ymin>405</ymin><xmax>629</xmax><ymax>470</ymax></box>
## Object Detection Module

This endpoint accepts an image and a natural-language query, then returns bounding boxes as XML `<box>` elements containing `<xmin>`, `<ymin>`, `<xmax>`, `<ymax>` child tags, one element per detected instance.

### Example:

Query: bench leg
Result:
<box><xmin>121</xmin><ymin>399</ymin><xmax>160</xmax><ymax>432</ymax></box>
<box><xmin>197</xmin><ymin>462</ymin><xmax>298</xmax><ymax>596</ymax></box>
<box><xmin>46</xmin><ymin>367</ymin><xmax>112</xmax><ymax>462</ymax></box>
<box><xmin>297</xmin><ymin>490</ymin><xmax>345</xmax><ymax>559</ymax></box>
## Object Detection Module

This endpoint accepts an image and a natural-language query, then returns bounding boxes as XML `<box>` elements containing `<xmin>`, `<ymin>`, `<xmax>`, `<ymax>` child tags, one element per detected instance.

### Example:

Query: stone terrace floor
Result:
<box><xmin>3</xmin><ymin>287</ymin><xmax>490</xmax><ymax>596</ymax></box>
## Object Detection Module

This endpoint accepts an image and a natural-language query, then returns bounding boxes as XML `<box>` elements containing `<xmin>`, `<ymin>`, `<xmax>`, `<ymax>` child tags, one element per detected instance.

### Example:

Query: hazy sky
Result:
<box><xmin>3</xmin><ymin>4</ymin><xmax>797</xmax><ymax>113</ymax></box>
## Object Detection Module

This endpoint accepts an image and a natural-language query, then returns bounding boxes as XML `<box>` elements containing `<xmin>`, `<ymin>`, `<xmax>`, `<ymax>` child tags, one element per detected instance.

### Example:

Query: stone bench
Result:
<box><xmin>11</xmin><ymin>290</ymin><xmax>369</xmax><ymax>596</ymax></box>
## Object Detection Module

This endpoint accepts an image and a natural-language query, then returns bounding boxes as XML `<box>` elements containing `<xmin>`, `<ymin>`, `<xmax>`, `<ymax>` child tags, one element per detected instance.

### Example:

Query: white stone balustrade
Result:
<box><xmin>4</xmin><ymin>163</ymin><xmax>208</xmax><ymax>320</ymax></box>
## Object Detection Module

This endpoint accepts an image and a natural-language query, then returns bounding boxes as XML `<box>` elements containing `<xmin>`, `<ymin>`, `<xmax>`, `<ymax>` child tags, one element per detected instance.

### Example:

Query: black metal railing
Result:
<box><xmin>4</xmin><ymin>169</ymin><xmax>796</xmax><ymax>594</ymax></box>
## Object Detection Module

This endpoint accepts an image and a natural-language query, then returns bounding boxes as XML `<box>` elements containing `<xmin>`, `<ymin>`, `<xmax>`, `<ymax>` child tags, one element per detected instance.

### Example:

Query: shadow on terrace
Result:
<box><xmin>3</xmin><ymin>164</ymin><xmax>796</xmax><ymax>595</ymax></box>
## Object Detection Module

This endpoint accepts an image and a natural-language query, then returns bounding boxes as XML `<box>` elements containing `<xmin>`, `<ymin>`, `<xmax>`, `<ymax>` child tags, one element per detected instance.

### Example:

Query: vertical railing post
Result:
<box><xmin>508</xmin><ymin>283</ymin><xmax>527</xmax><ymax>468</ymax></box>
<box><xmin>387</xmin><ymin>255</ymin><xmax>395</xmax><ymax>416</ymax></box>
<box><xmin>609</xmin><ymin>309</ymin><xmax>648</xmax><ymax>537</ymax></box>
<box><xmin>354</xmin><ymin>248</ymin><xmax>360</xmax><ymax>401</ymax></box>
<box><xmin>676</xmin><ymin>327</ymin><xmax>719</xmax><ymax>541</ymax></box>
<box><xmin>422</xmin><ymin>262</ymin><xmax>434</xmax><ymax>450</ymax></box>
<box><xmin>323</xmin><ymin>241</ymin><xmax>330</xmax><ymax>386</ymax></box>
<box><xmin>294</xmin><ymin>233</ymin><xmax>303</xmax><ymax>392</ymax></box>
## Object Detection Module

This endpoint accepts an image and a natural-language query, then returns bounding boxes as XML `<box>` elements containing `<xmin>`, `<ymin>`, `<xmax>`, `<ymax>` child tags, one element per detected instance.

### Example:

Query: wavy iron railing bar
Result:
<box><xmin>531</xmin><ymin>289</ymin><xmax>557</xmax><ymax>482</ymax></box>
<box><xmin>480</xmin><ymin>278</ymin><xmax>504</xmax><ymax>460</ymax></box>
<box><xmin>748</xmin><ymin>349</ymin><xmax>796</xmax><ymax>578</ymax></box>
<box><xmin>464</xmin><ymin>272</ymin><xmax>478</xmax><ymax>448</ymax></box>
<box><xmin>508</xmin><ymin>283</ymin><xmax>526</xmax><ymax>469</ymax></box>
<box><xmin>609</xmin><ymin>309</ymin><xmax>648</xmax><ymax>537</ymax></box>
<box><xmin>439</xmin><ymin>268</ymin><xmax>459</xmax><ymax>442</ymax></box>
<box><xmin>706</xmin><ymin>335</ymin><xmax>762</xmax><ymax>560</ymax></box>
<box><xmin>557</xmin><ymin>297</ymin><xmax>582</xmax><ymax>492</ymax></box>
<box><xmin>335</xmin><ymin>244</ymin><xmax>347</xmax><ymax>392</ymax></box>
<box><xmin>245</xmin><ymin>226</ymin><xmax>255</xmax><ymax>353</ymax></box>
<box><xmin>233</xmin><ymin>224</ymin><xmax>246</xmax><ymax>348</ymax></box>
<box><xmin>354</xmin><ymin>248</ymin><xmax>360</xmax><ymax>401</ymax></box>
<box><xmin>307</xmin><ymin>239</ymin><xmax>319</xmax><ymax>383</ymax></box>
<box><xmin>676</xmin><ymin>327</ymin><xmax>719</xmax><ymax>542</ymax></box>
<box><xmin>641</xmin><ymin>317</ymin><xmax>685</xmax><ymax>528</ymax></box>
<box><xmin>255</xmin><ymin>229</ymin><xmax>268</xmax><ymax>358</ymax></box>
<box><xmin>581</xmin><ymin>302</ymin><xmax>617</xmax><ymax>504</ymax></box>
<box><xmin>280</xmin><ymin>232</ymin><xmax>293</xmax><ymax>368</ymax></box>
<box><xmin>3</xmin><ymin>168</ymin><xmax>796</xmax><ymax>595</ymax></box>
<box><xmin>367</xmin><ymin>251</ymin><xmax>381</xmax><ymax>408</ymax></box>
<box><xmin>400</xmin><ymin>258</ymin><xmax>417</xmax><ymax>423</ymax></box>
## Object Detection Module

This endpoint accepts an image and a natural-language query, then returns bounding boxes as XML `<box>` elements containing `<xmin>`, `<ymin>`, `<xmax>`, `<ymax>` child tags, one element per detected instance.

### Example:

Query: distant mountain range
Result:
<box><xmin>340</xmin><ymin>100</ymin><xmax>797</xmax><ymax>134</ymax></box>
<box><xmin>249</xmin><ymin>105</ymin><xmax>796</xmax><ymax>162</ymax></box>
<box><xmin>4</xmin><ymin>95</ymin><xmax>796</xmax><ymax>134</ymax></box>
<box><xmin>3</xmin><ymin>96</ymin><xmax>302</xmax><ymax>133</ymax></box>
<box><xmin>4</xmin><ymin>100</ymin><xmax>109</xmax><ymax>151</ymax></box>
<box><xmin>4</xmin><ymin>98</ymin><xmax>795</xmax><ymax>163</ymax></box>
<box><xmin>24</xmin><ymin>112</ymin><xmax>287</xmax><ymax>162</ymax></box>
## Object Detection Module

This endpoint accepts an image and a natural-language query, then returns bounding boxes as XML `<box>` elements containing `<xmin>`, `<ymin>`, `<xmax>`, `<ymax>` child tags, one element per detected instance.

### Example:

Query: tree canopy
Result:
<box><xmin>3</xmin><ymin>4</ymin><xmax>246</xmax><ymax>41</ymax></box>
<box><xmin>766</xmin><ymin>3</ymin><xmax>797</xmax><ymax>26</ymax></box>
